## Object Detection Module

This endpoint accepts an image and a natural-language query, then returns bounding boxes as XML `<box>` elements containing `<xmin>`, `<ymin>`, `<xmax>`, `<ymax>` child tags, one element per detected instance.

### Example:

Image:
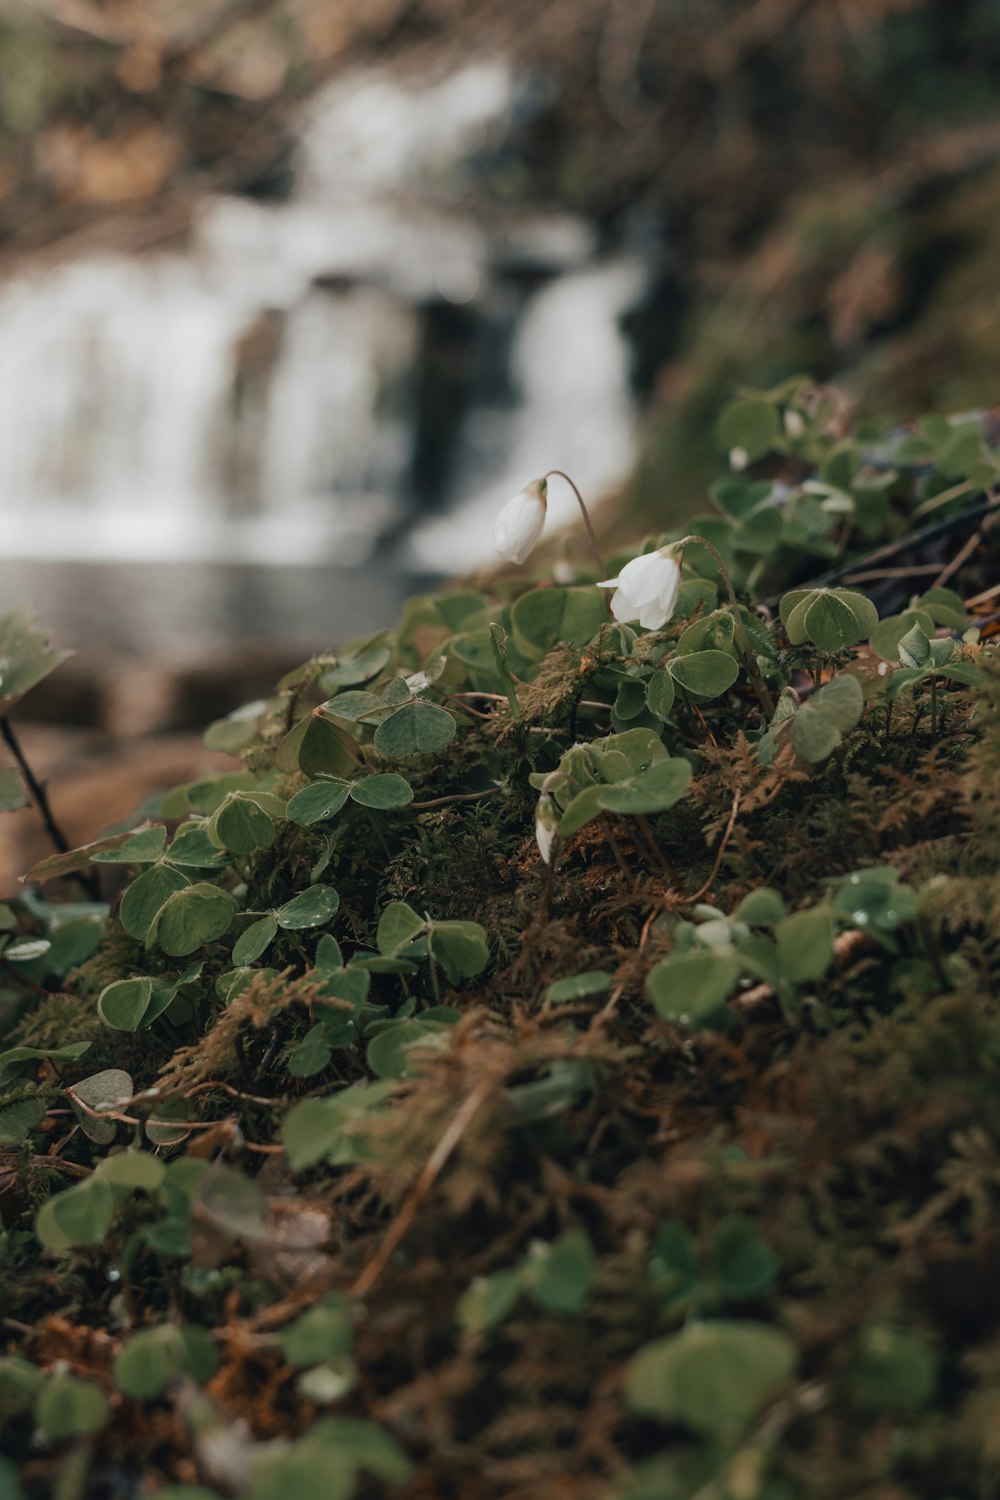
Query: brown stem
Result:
<box><xmin>676</xmin><ymin>535</ymin><xmax>773</xmax><ymax>715</ymax></box>
<box><xmin>408</xmin><ymin>788</ymin><xmax>501</xmax><ymax>811</ymax></box>
<box><xmin>350</xmin><ymin>1079</ymin><xmax>494</xmax><ymax>1301</ymax></box>
<box><xmin>602</xmin><ymin>816</ymin><xmax>636</xmax><ymax>890</ymax></box>
<box><xmin>544</xmin><ymin>469</ymin><xmax>606</xmax><ymax>576</ymax></box>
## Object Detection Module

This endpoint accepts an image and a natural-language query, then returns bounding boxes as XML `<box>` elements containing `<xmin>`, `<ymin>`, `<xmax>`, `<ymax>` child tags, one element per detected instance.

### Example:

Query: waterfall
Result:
<box><xmin>0</xmin><ymin>60</ymin><xmax>647</xmax><ymax>620</ymax></box>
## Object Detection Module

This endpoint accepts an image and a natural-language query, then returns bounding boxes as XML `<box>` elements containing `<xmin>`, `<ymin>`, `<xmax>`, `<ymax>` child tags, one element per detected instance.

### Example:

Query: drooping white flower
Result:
<box><xmin>494</xmin><ymin>477</ymin><xmax>547</xmax><ymax>564</ymax></box>
<box><xmin>597</xmin><ymin>546</ymin><xmax>682</xmax><ymax>631</ymax></box>
<box><xmin>535</xmin><ymin>793</ymin><xmax>559</xmax><ymax>865</ymax></box>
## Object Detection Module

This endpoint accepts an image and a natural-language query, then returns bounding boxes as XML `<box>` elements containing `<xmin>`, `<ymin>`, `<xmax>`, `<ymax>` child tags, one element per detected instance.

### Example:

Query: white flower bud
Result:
<box><xmin>535</xmin><ymin>793</ymin><xmax>559</xmax><ymax>865</ymax></box>
<box><xmin>494</xmin><ymin>478</ymin><xmax>547</xmax><ymax>564</ymax></box>
<box><xmin>729</xmin><ymin>446</ymin><xmax>749</xmax><ymax>471</ymax></box>
<box><xmin>783</xmin><ymin>408</ymin><xmax>805</xmax><ymax>438</ymax></box>
<box><xmin>596</xmin><ymin>546</ymin><xmax>682</xmax><ymax>631</ymax></box>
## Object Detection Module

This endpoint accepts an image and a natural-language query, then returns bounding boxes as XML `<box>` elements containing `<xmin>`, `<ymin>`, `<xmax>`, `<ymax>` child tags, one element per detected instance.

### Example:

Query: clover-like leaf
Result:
<box><xmin>275</xmin><ymin>885</ymin><xmax>340</xmax><ymax>931</ymax></box>
<box><xmin>780</xmin><ymin>588</ymin><xmax>878</xmax><ymax>651</ymax></box>
<box><xmin>790</xmin><ymin>673</ymin><xmax>863</xmax><ymax>763</ymax></box>
<box><xmin>646</xmin><ymin>950</ymin><xmax>741</xmax><ymax>1027</ymax></box>
<box><xmin>286</xmin><ymin>778</ymin><xmax>352</xmax><ymax>827</ymax></box>
<box><xmin>669</xmin><ymin>649</ymin><xmax>740</xmax><ymax>699</ymax></box>
<box><xmin>373</xmin><ymin>701</ymin><xmax>456</xmax><ymax>758</ymax></box>
<box><xmin>149</xmin><ymin>883</ymin><xmax>238</xmax><ymax>956</ymax></box>
<box><xmin>349</xmin><ymin>773</ymin><xmax>413</xmax><ymax>810</ymax></box>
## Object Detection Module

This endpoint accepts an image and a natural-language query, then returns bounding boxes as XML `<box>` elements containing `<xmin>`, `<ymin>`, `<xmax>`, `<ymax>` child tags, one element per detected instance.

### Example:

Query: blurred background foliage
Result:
<box><xmin>2</xmin><ymin>0</ymin><xmax>1000</xmax><ymax>547</ymax></box>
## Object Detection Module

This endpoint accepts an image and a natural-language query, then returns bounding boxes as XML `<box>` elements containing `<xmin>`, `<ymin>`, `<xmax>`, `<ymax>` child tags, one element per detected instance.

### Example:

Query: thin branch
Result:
<box><xmin>408</xmin><ymin>788</ymin><xmax>501</xmax><ymax>811</ymax></box>
<box><xmin>680</xmin><ymin>790</ymin><xmax>742</xmax><ymax>906</ymax></box>
<box><xmin>350</xmin><ymin>1079</ymin><xmax>494</xmax><ymax>1301</ymax></box>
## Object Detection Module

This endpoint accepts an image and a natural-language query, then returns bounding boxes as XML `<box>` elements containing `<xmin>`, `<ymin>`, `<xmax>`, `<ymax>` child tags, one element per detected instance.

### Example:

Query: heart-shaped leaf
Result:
<box><xmin>373</xmin><ymin>701</ymin><xmax>456</xmax><ymax>758</ymax></box>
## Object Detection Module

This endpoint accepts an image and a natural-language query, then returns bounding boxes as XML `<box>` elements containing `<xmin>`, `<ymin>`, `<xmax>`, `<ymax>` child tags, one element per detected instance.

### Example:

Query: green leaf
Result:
<box><xmin>625</xmin><ymin>1320</ymin><xmax>796</xmax><ymax>1435</ymax></box>
<box><xmin>114</xmin><ymin>1325</ymin><xmax>187</xmax><ymax>1399</ymax></box>
<box><xmin>317</xmin><ymin>966</ymin><xmax>370</xmax><ymax>1009</ymax></box>
<box><xmin>853</xmin><ymin>1325</ymin><xmax>937</xmax><ymax>1412</ymax></box>
<box><xmin>232</xmin><ymin>915</ymin><xmax>279</xmax><ymax>965</ymax></box>
<box><xmin>428</xmin><ymin>919</ymin><xmax>490</xmax><ymax>982</ymax></box>
<box><xmin>677</xmin><ymin>609</ymin><xmax>740</xmax><ymax>657</ymax></box>
<box><xmin>376</xmin><ymin>901</ymin><xmax>425</xmax><ymax>956</ymax></box>
<box><xmin>669</xmin><ymin>649</ymin><xmax>740</xmax><ymax>699</ymax></box>
<box><xmin>0</xmin><ymin>1356</ymin><xmax>44</xmax><ymax>1419</ymax></box>
<box><xmin>150</xmin><ymin>883</ymin><xmax>238</xmax><ymax>956</ymax></box>
<box><xmin>367</xmin><ymin>1020</ymin><xmax>443</xmax><ymax>1080</ymax></box>
<box><xmin>91</xmin><ymin>824</ymin><xmax>167</xmax><ymax>865</ymax></box>
<box><xmin>509</xmin><ymin>584</ymin><xmax>608</xmax><ymax>660</ymax></box>
<box><xmin>286</xmin><ymin>778</ymin><xmax>352</xmax><ymax>826</ymax></box>
<box><xmin>457</xmin><ymin>1269</ymin><xmax>522</xmax><ymax>1334</ymax></box>
<box><xmin>277</xmin><ymin>715</ymin><xmax>360</xmax><ymax>779</ymax></box>
<box><xmin>733</xmin><ymin>888</ymin><xmax>786</xmax><ymax>926</ymax></box>
<box><xmin>646</xmin><ymin>950</ymin><xmax>742</xmax><ymax>1027</ymax></box>
<box><xmin>645</xmin><ymin>668</ymin><xmax>676</xmax><ymax>719</ymax></box>
<box><xmin>281</xmin><ymin>1082</ymin><xmax>394</xmax><ymax>1171</ymax></box>
<box><xmin>0</xmin><ymin>609</ymin><xmax>73</xmax><ymax>712</ymax></box>
<box><xmin>164</xmin><ymin>824</ymin><xmax>232</xmax><ymax>869</ymax></box>
<box><xmin>321</xmin><ymin>690</ymin><xmax>383</xmax><ymax>723</ymax></box>
<box><xmin>916</xmin><ymin>586</ymin><xmax>967</xmax><ymax>630</ymax></box>
<box><xmin>119</xmin><ymin>863</ymin><xmax>191</xmax><ymax>942</ymax></box>
<box><xmin>897</xmin><ymin>622</ymin><xmax>931</xmax><ymax>669</ymax></box>
<box><xmin>36</xmin><ymin>1176</ymin><xmax>115</xmax><ymax>1250</ymax></box>
<box><xmin>597</xmin><ymin>757</ymin><xmax>692</xmax><ymax>816</ymax></box>
<box><xmin>34</xmin><ymin>1372</ymin><xmax>108</xmax><ymax>1439</ymax></box>
<box><xmin>556</xmin><ymin>784</ymin><xmax>607</xmax><ymax>839</ymax></box>
<box><xmin>0</xmin><ymin>1096</ymin><xmax>46</xmax><ymax>1143</ymax></box>
<box><xmin>650</xmin><ymin>1222</ymin><xmax>701</xmax><ymax>1308</ymax></box>
<box><xmin>790</xmin><ymin>673</ymin><xmax>864</xmax><ymax>762</ymax></box>
<box><xmin>781</xmin><ymin>588</ymin><xmax>878</xmax><ymax>650</ymax></box>
<box><xmin>775</xmin><ymin>908</ymin><xmax>835</xmax><ymax>983</ymax></box>
<box><xmin>195</xmin><ymin>1164</ymin><xmax>267</xmax><ymax>1242</ymax></box>
<box><xmin>523</xmin><ymin>1229</ymin><xmax>594</xmax><ymax>1313</ymax></box>
<box><xmin>717</xmin><ymin>397</ymin><xmax>781</xmax><ymax>462</ymax></box>
<box><xmin>0</xmin><ymin>768</ymin><xmax>27</xmax><ymax>813</ymax></box>
<box><xmin>97</xmin><ymin>977</ymin><xmax>154</xmax><ymax>1033</ymax></box>
<box><xmin>280</xmin><ymin>1297</ymin><xmax>354</xmax><ymax>1367</ymax></box>
<box><xmin>349</xmin><ymin>773</ymin><xmax>414</xmax><ymax>810</ymax></box>
<box><xmin>0</xmin><ymin>1039</ymin><xmax>90</xmax><ymax>1071</ymax></box>
<box><xmin>203</xmin><ymin>698</ymin><xmax>269</xmax><ymax>754</ymax></box>
<box><xmin>319</xmin><ymin>643</ymin><xmax>391</xmax><ymax>692</ymax></box>
<box><xmin>27</xmin><ymin>822</ymin><xmax>164</xmax><ymax>884</ymax></box>
<box><xmin>96</xmin><ymin>1150</ymin><xmax>164</xmax><ymax>1191</ymax></box>
<box><xmin>870</xmin><ymin>609</ymin><xmax>936</xmax><ymax>662</ymax></box>
<box><xmin>545</xmin><ymin>972</ymin><xmax>613</xmax><ymax>1003</ymax></box>
<box><xmin>69</xmin><ymin>1067</ymin><xmax>133</xmax><ymax>1143</ymax></box>
<box><xmin>288</xmin><ymin>1022</ymin><xmax>333</xmax><ymax>1078</ymax></box>
<box><xmin>373</xmin><ymin>701</ymin><xmax>457</xmax><ymax>758</ymax></box>
<box><xmin>275</xmin><ymin>885</ymin><xmax>340</xmax><ymax>931</ymax></box>
<box><xmin>208</xmin><ymin>793</ymin><xmax>276</xmax><ymax>856</ymax></box>
<box><xmin>710</xmin><ymin>1217</ymin><xmax>779</xmax><ymax>1299</ymax></box>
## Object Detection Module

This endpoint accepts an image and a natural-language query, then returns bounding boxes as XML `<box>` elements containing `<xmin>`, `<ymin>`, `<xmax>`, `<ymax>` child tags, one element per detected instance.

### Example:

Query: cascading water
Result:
<box><xmin>0</xmin><ymin>61</ymin><xmax>648</xmax><ymax>658</ymax></box>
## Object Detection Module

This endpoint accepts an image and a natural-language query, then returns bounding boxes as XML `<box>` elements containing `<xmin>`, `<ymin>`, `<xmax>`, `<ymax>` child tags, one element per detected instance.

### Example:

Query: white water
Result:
<box><xmin>0</xmin><ymin>61</ymin><xmax>645</xmax><ymax>573</ymax></box>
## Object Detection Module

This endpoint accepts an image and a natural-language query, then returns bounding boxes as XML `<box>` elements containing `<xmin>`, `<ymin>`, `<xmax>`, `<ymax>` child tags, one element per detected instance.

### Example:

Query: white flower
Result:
<box><xmin>494</xmin><ymin>478</ymin><xmax>547</xmax><ymax>564</ymax></box>
<box><xmin>535</xmin><ymin>793</ymin><xmax>559</xmax><ymax>865</ymax></box>
<box><xmin>597</xmin><ymin>546</ymin><xmax>682</xmax><ymax>631</ymax></box>
<box><xmin>729</xmin><ymin>446</ymin><xmax>749</xmax><ymax>471</ymax></box>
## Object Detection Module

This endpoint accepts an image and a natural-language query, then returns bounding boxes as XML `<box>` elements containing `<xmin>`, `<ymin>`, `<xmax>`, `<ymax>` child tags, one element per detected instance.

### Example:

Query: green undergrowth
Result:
<box><xmin>1</xmin><ymin>379</ymin><xmax>999</xmax><ymax>1499</ymax></box>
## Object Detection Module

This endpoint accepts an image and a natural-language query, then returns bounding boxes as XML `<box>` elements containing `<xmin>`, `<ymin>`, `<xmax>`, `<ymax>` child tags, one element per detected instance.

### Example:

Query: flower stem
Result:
<box><xmin>544</xmin><ymin>470</ymin><xmax>606</xmax><ymax>576</ymax></box>
<box><xmin>676</xmin><ymin>535</ymin><xmax>773</xmax><ymax>716</ymax></box>
<box><xmin>0</xmin><ymin>716</ymin><xmax>68</xmax><ymax>855</ymax></box>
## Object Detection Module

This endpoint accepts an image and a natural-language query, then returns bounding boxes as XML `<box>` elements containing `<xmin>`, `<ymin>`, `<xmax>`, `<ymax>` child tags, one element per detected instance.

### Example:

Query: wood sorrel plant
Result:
<box><xmin>0</xmin><ymin>382</ymin><xmax>998</xmax><ymax>1500</ymax></box>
